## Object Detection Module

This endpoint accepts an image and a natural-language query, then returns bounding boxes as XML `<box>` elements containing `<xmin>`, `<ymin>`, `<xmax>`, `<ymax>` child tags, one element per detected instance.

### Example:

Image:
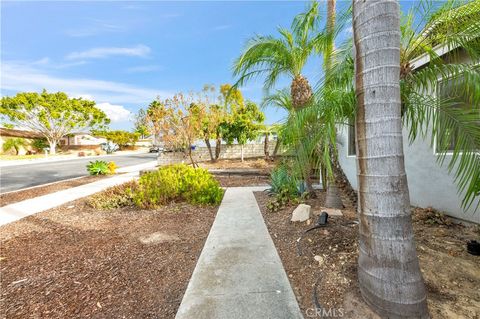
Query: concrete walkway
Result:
<box><xmin>0</xmin><ymin>161</ymin><xmax>157</xmax><ymax>227</ymax></box>
<box><xmin>176</xmin><ymin>187</ymin><xmax>303</xmax><ymax>319</ymax></box>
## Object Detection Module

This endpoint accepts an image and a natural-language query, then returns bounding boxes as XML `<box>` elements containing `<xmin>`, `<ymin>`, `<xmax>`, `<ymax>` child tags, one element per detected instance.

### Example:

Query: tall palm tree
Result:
<box><xmin>233</xmin><ymin>2</ymin><xmax>322</xmax><ymax>109</ymax></box>
<box><xmin>352</xmin><ymin>0</ymin><xmax>429</xmax><ymax>317</ymax></box>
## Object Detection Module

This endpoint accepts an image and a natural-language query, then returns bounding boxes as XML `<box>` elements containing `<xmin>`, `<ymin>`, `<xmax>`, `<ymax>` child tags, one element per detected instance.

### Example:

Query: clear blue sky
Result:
<box><xmin>1</xmin><ymin>1</ymin><xmax>420</xmax><ymax>130</ymax></box>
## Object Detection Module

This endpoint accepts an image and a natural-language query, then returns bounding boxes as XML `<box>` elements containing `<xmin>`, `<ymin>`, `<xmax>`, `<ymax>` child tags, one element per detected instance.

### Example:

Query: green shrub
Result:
<box><xmin>86</xmin><ymin>160</ymin><xmax>117</xmax><ymax>175</ymax></box>
<box><xmin>87</xmin><ymin>181</ymin><xmax>137</xmax><ymax>209</ymax></box>
<box><xmin>31</xmin><ymin>138</ymin><xmax>49</xmax><ymax>152</ymax></box>
<box><xmin>133</xmin><ymin>164</ymin><xmax>224</xmax><ymax>208</ymax></box>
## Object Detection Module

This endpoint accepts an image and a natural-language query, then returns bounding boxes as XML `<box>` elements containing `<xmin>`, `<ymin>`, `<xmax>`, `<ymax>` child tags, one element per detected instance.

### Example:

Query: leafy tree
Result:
<box><xmin>146</xmin><ymin>99</ymin><xmax>169</xmax><ymax>146</ymax></box>
<box><xmin>95</xmin><ymin>130</ymin><xmax>140</xmax><ymax>149</ymax></box>
<box><xmin>222</xmin><ymin>101</ymin><xmax>265</xmax><ymax>161</ymax></box>
<box><xmin>2</xmin><ymin>138</ymin><xmax>27</xmax><ymax>155</ymax></box>
<box><xmin>353</xmin><ymin>0</ymin><xmax>428</xmax><ymax>316</ymax></box>
<box><xmin>133</xmin><ymin>108</ymin><xmax>150</xmax><ymax>139</ymax></box>
<box><xmin>0</xmin><ymin>90</ymin><xmax>109</xmax><ymax>154</ymax></box>
<box><xmin>150</xmin><ymin>93</ymin><xmax>206</xmax><ymax>167</ymax></box>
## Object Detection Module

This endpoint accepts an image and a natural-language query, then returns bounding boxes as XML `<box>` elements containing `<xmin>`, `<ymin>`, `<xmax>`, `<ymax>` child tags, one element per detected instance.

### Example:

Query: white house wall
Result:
<box><xmin>337</xmin><ymin>124</ymin><xmax>479</xmax><ymax>224</ymax></box>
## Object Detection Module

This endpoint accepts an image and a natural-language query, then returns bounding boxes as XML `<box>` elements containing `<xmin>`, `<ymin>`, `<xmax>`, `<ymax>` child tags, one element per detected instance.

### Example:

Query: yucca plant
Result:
<box><xmin>2</xmin><ymin>138</ymin><xmax>27</xmax><ymax>155</ymax></box>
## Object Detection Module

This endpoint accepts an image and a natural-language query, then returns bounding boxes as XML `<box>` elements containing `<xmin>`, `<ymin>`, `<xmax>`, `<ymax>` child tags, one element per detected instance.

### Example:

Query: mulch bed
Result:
<box><xmin>255</xmin><ymin>191</ymin><xmax>480</xmax><ymax>319</ymax></box>
<box><xmin>0</xmin><ymin>175</ymin><xmax>106</xmax><ymax>207</ymax></box>
<box><xmin>215</xmin><ymin>174</ymin><xmax>269</xmax><ymax>187</ymax></box>
<box><xmin>199</xmin><ymin>158</ymin><xmax>277</xmax><ymax>173</ymax></box>
<box><xmin>0</xmin><ymin>198</ymin><xmax>218</xmax><ymax>318</ymax></box>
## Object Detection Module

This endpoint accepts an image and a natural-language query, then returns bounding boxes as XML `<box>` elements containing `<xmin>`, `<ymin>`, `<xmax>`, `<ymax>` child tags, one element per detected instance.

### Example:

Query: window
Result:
<box><xmin>436</xmin><ymin>76</ymin><xmax>478</xmax><ymax>152</ymax></box>
<box><xmin>348</xmin><ymin>118</ymin><xmax>356</xmax><ymax>156</ymax></box>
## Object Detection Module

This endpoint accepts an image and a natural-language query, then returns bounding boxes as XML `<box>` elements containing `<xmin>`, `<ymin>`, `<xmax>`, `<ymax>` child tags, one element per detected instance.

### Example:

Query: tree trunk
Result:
<box><xmin>240</xmin><ymin>144</ymin><xmax>244</xmax><ymax>162</ymax></box>
<box><xmin>353</xmin><ymin>1</ymin><xmax>429</xmax><ymax>318</ymax></box>
<box><xmin>264</xmin><ymin>132</ymin><xmax>270</xmax><ymax>160</ymax></box>
<box><xmin>273</xmin><ymin>138</ymin><xmax>281</xmax><ymax>158</ymax></box>
<box><xmin>205</xmin><ymin>138</ymin><xmax>215</xmax><ymax>162</ymax></box>
<box><xmin>215</xmin><ymin>137</ymin><xmax>221</xmax><ymax>161</ymax></box>
<box><xmin>325</xmin><ymin>180</ymin><xmax>343</xmax><ymax>208</ymax></box>
<box><xmin>326</xmin><ymin>144</ymin><xmax>344</xmax><ymax>208</ymax></box>
<box><xmin>48</xmin><ymin>140</ymin><xmax>56</xmax><ymax>155</ymax></box>
<box><xmin>325</xmin><ymin>0</ymin><xmax>336</xmax><ymax>74</ymax></box>
<box><xmin>187</xmin><ymin>147</ymin><xmax>197</xmax><ymax>168</ymax></box>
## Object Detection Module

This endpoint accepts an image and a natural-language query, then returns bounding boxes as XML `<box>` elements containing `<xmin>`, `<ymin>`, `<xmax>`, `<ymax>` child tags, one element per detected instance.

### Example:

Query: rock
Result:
<box><xmin>291</xmin><ymin>204</ymin><xmax>311</xmax><ymax>222</ymax></box>
<box><xmin>314</xmin><ymin>255</ymin><xmax>324</xmax><ymax>265</ymax></box>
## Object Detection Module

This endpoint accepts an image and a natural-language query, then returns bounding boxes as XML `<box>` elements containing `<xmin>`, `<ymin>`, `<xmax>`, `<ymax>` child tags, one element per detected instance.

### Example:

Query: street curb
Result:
<box><xmin>0</xmin><ymin>150</ymin><xmax>151</xmax><ymax>168</ymax></box>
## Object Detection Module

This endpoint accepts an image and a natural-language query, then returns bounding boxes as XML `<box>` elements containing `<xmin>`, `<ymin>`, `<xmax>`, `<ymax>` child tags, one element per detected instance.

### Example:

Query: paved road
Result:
<box><xmin>0</xmin><ymin>153</ymin><xmax>158</xmax><ymax>193</ymax></box>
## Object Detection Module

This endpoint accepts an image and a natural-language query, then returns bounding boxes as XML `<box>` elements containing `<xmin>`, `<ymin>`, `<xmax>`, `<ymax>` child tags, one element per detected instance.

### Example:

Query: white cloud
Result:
<box><xmin>64</xmin><ymin>20</ymin><xmax>126</xmax><ymax>37</ymax></box>
<box><xmin>125</xmin><ymin>65</ymin><xmax>162</xmax><ymax>73</ymax></box>
<box><xmin>1</xmin><ymin>60</ymin><xmax>172</xmax><ymax>104</ymax></box>
<box><xmin>66</xmin><ymin>45</ymin><xmax>151</xmax><ymax>60</ymax></box>
<box><xmin>96</xmin><ymin>102</ymin><xmax>132</xmax><ymax>123</ymax></box>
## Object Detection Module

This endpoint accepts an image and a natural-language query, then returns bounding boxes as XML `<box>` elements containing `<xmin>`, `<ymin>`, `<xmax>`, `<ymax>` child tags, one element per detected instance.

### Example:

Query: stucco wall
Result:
<box><xmin>158</xmin><ymin>142</ymin><xmax>277</xmax><ymax>166</ymax></box>
<box><xmin>337</xmin><ymin>124</ymin><xmax>479</xmax><ymax>223</ymax></box>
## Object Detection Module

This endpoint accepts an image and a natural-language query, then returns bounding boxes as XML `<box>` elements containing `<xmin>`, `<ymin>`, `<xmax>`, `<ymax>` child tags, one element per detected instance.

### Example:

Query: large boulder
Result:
<box><xmin>291</xmin><ymin>204</ymin><xmax>311</xmax><ymax>222</ymax></box>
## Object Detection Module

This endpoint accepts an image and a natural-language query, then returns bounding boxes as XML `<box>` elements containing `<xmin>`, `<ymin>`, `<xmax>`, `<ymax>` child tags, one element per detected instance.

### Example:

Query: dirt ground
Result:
<box><xmin>0</xmin><ymin>198</ymin><xmax>218</xmax><ymax>318</ymax></box>
<box><xmin>215</xmin><ymin>174</ymin><xmax>269</xmax><ymax>187</ymax></box>
<box><xmin>255</xmin><ymin>190</ymin><xmax>480</xmax><ymax>319</ymax></box>
<box><xmin>0</xmin><ymin>175</ymin><xmax>106</xmax><ymax>207</ymax></box>
<box><xmin>198</xmin><ymin>157</ymin><xmax>277</xmax><ymax>173</ymax></box>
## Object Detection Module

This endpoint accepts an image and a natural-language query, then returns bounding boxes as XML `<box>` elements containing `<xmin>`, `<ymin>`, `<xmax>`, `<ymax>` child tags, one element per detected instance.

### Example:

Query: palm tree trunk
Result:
<box><xmin>353</xmin><ymin>1</ymin><xmax>428</xmax><ymax>318</ymax></box>
<box><xmin>264</xmin><ymin>132</ymin><xmax>270</xmax><ymax>160</ymax></box>
<box><xmin>273</xmin><ymin>137</ymin><xmax>281</xmax><ymax>158</ymax></box>
<box><xmin>324</xmin><ymin>0</ymin><xmax>336</xmax><ymax>73</ymax></box>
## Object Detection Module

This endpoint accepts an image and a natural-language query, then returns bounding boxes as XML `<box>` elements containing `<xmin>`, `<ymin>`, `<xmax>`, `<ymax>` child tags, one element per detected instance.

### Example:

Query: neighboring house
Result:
<box><xmin>0</xmin><ymin>128</ymin><xmax>43</xmax><ymax>155</ymax></box>
<box><xmin>337</xmin><ymin>46</ymin><xmax>479</xmax><ymax>223</ymax></box>
<box><xmin>59</xmin><ymin>132</ymin><xmax>107</xmax><ymax>147</ymax></box>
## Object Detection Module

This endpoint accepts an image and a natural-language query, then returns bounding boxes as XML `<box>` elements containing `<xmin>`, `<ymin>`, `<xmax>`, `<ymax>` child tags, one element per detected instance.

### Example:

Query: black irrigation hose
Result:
<box><xmin>312</xmin><ymin>272</ymin><xmax>324</xmax><ymax>312</ymax></box>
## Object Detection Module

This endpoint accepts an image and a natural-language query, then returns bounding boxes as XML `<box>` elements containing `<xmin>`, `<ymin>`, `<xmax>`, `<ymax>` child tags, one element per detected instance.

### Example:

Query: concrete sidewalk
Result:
<box><xmin>175</xmin><ymin>187</ymin><xmax>303</xmax><ymax>319</ymax></box>
<box><xmin>0</xmin><ymin>161</ymin><xmax>157</xmax><ymax>227</ymax></box>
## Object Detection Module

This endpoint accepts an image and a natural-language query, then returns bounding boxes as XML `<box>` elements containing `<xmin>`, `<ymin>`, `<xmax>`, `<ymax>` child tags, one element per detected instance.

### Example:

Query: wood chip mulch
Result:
<box><xmin>0</xmin><ymin>198</ymin><xmax>218</xmax><ymax>318</ymax></box>
<box><xmin>0</xmin><ymin>175</ymin><xmax>105</xmax><ymax>207</ymax></box>
<box><xmin>255</xmin><ymin>190</ymin><xmax>480</xmax><ymax>319</ymax></box>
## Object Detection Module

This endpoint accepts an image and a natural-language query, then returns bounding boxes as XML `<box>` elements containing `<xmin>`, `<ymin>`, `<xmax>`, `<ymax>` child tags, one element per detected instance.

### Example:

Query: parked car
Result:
<box><xmin>100</xmin><ymin>142</ymin><xmax>119</xmax><ymax>154</ymax></box>
<box><xmin>149</xmin><ymin>146</ymin><xmax>164</xmax><ymax>153</ymax></box>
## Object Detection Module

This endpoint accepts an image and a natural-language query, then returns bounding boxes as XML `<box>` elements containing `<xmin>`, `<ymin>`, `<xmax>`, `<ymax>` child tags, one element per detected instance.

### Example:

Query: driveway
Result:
<box><xmin>0</xmin><ymin>153</ymin><xmax>158</xmax><ymax>193</ymax></box>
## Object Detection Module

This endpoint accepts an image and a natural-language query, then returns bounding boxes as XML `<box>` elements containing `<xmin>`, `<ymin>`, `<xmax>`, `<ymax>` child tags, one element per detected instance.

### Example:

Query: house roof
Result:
<box><xmin>0</xmin><ymin>128</ymin><xmax>43</xmax><ymax>139</ymax></box>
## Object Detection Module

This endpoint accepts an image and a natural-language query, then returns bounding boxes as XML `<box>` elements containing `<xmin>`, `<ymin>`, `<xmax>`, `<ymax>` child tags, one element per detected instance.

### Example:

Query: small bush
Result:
<box><xmin>133</xmin><ymin>164</ymin><xmax>223</xmax><ymax>208</ymax></box>
<box><xmin>87</xmin><ymin>181</ymin><xmax>137</xmax><ymax>209</ymax></box>
<box><xmin>86</xmin><ymin>160</ymin><xmax>117</xmax><ymax>175</ymax></box>
<box><xmin>31</xmin><ymin>138</ymin><xmax>49</xmax><ymax>152</ymax></box>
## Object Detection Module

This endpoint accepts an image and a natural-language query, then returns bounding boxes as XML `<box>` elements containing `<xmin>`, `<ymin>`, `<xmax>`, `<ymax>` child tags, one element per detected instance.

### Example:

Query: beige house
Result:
<box><xmin>59</xmin><ymin>132</ymin><xmax>106</xmax><ymax>147</ymax></box>
<box><xmin>0</xmin><ymin>128</ymin><xmax>43</xmax><ymax>155</ymax></box>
